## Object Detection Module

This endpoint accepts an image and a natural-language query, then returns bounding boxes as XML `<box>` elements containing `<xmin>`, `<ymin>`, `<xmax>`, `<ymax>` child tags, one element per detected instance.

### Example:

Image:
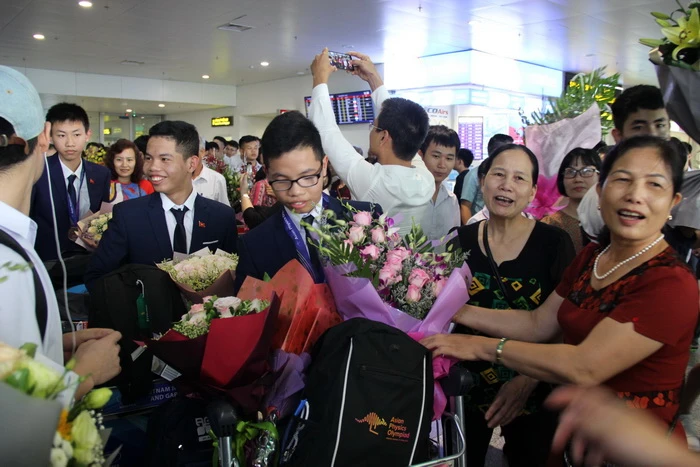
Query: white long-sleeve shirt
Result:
<box><xmin>309</xmin><ymin>83</ymin><xmax>434</xmax><ymax>235</ymax></box>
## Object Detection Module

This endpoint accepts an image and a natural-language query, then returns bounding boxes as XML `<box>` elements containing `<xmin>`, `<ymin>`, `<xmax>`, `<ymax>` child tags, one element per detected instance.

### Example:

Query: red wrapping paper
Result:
<box><xmin>238</xmin><ymin>260</ymin><xmax>341</xmax><ymax>354</ymax></box>
<box><xmin>146</xmin><ymin>294</ymin><xmax>280</xmax><ymax>392</ymax></box>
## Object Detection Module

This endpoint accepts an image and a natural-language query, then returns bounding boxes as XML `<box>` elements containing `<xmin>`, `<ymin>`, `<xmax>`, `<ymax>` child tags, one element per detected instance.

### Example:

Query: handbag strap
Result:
<box><xmin>0</xmin><ymin>229</ymin><xmax>48</xmax><ymax>340</ymax></box>
<box><xmin>482</xmin><ymin>221</ymin><xmax>517</xmax><ymax>309</ymax></box>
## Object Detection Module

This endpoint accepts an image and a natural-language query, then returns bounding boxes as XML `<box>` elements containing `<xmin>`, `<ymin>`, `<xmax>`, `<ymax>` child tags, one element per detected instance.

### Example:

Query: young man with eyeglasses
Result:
<box><xmin>233</xmin><ymin>111</ymin><xmax>382</xmax><ymax>293</ymax></box>
<box><xmin>309</xmin><ymin>48</ymin><xmax>433</xmax><ymax>236</ymax></box>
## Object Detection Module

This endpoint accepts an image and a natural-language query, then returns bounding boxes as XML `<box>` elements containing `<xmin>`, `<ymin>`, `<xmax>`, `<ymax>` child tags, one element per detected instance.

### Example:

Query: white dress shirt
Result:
<box><xmin>0</xmin><ymin>201</ymin><xmax>63</xmax><ymax>365</ymax></box>
<box><xmin>309</xmin><ymin>83</ymin><xmax>434</xmax><ymax>236</ymax></box>
<box><xmin>161</xmin><ymin>190</ymin><xmax>198</xmax><ymax>254</ymax></box>
<box><xmin>59</xmin><ymin>159</ymin><xmax>90</xmax><ymax>219</ymax></box>
<box><xmin>283</xmin><ymin>201</ymin><xmax>324</xmax><ymax>257</ymax></box>
<box><xmin>193</xmin><ymin>165</ymin><xmax>230</xmax><ymax>207</ymax></box>
<box><xmin>421</xmin><ymin>183</ymin><xmax>461</xmax><ymax>240</ymax></box>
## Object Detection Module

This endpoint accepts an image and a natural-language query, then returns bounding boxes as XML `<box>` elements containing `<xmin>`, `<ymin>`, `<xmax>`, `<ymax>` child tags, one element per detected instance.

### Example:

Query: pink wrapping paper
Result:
<box><xmin>324</xmin><ymin>262</ymin><xmax>472</xmax><ymax>419</ymax></box>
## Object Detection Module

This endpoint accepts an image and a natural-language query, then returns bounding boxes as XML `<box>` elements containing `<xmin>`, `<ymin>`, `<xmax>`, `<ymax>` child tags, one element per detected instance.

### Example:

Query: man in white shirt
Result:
<box><xmin>194</xmin><ymin>137</ymin><xmax>230</xmax><ymax>206</ymax></box>
<box><xmin>418</xmin><ymin>125</ymin><xmax>461</xmax><ymax>240</ymax></box>
<box><xmin>0</xmin><ymin>65</ymin><xmax>120</xmax><ymax>399</ymax></box>
<box><xmin>223</xmin><ymin>140</ymin><xmax>242</xmax><ymax>172</ymax></box>
<box><xmin>309</xmin><ymin>48</ymin><xmax>434</xmax><ymax>235</ymax></box>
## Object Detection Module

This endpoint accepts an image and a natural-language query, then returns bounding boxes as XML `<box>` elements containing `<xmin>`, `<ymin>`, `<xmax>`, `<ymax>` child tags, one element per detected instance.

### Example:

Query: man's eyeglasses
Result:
<box><xmin>563</xmin><ymin>167</ymin><xmax>599</xmax><ymax>179</ymax></box>
<box><xmin>368</xmin><ymin>121</ymin><xmax>383</xmax><ymax>132</ymax></box>
<box><xmin>269</xmin><ymin>168</ymin><xmax>323</xmax><ymax>191</ymax></box>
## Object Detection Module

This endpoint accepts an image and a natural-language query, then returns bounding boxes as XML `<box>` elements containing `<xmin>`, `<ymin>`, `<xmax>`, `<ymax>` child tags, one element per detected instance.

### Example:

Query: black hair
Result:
<box><xmin>225</xmin><ymin>140</ymin><xmax>239</xmax><ymax>149</ymax></box>
<box><xmin>683</xmin><ymin>142</ymin><xmax>693</xmax><ymax>155</ymax></box>
<box><xmin>375</xmin><ymin>97</ymin><xmax>429</xmax><ymax>161</ymax></box>
<box><xmin>261</xmin><ymin>111</ymin><xmax>323</xmax><ymax>168</ymax></box>
<box><xmin>457</xmin><ymin>148</ymin><xmax>474</xmax><ymax>168</ymax></box>
<box><xmin>597</xmin><ymin>136</ymin><xmax>684</xmax><ymax>247</ymax></box>
<box><xmin>213</xmin><ymin>136</ymin><xmax>227</xmax><ymax>145</ymax></box>
<box><xmin>556</xmin><ymin>148</ymin><xmax>602</xmax><ymax>196</ymax></box>
<box><xmin>148</xmin><ymin>120</ymin><xmax>199</xmax><ymax>159</ymax></box>
<box><xmin>611</xmin><ymin>85</ymin><xmax>665</xmax><ymax>132</ymax></box>
<box><xmin>133</xmin><ymin>135</ymin><xmax>149</xmax><ymax>156</ymax></box>
<box><xmin>104</xmin><ymin>138</ymin><xmax>144</xmax><ymax>183</ymax></box>
<box><xmin>669</xmin><ymin>137</ymin><xmax>690</xmax><ymax>158</ymax></box>
<box><xmin>239</xmin><ymin>135</ymin><xmax>259</xmax><ymax>149</ymax></box>
<box><xmin>205</xmin><ymin>141</ymin><xmax>218</xmax><ymax>152</ymax></box>
<box><xmin>420</xmin><ymin>125</ymin><xmax>461</xmax><ymax>154</ymax></box>
<box><xmin>0</xmin><ymin>117</ymin><xmax>38</xmax><ymax>172</ymax></box>
<box><xmin>599</xmin><ymin>136</ymin><xmax>684</xmax><ymax>195</ymax></box>
<box><xmin>480</xmin><ymin>143</ymin><xmax>539</xmax><ymax>185</ymax></box>
<box><xmin>45</xmin><ymin>103</ymin><xmax>90</xmax><ymax>131</ymax></box>
<box><xmin>487</xmin><ymin>134</ymin><xmax>514</xmax><ymax>156</ymax></box>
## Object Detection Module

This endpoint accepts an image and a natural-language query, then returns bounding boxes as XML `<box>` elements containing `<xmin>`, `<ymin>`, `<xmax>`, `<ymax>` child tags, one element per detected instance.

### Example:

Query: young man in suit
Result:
<box><xmin>30</xmin><ymin>103</ymin><xmax>111</xmax><ymax>261</ymax></box>
<box><xmin>85</xmin><ymin>120</ymin><xmax>238</xmax><ymax>288</ymax></box>
<box><xmin>234</xmin><ymin>111</ymin><xmax>381</xmax><ymax>293</ymax></box>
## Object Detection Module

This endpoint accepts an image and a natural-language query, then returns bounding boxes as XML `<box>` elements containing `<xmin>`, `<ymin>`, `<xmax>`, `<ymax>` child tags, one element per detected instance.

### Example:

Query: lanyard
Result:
<box><xmin>281</xmin><ymin>194</ymin><xmax>329</xmax><ymax>281</ymax></box>
<box><xmin>66</xmin><ymin>168</ymin><xmax>86</xmax><ymax>225</ymax></box>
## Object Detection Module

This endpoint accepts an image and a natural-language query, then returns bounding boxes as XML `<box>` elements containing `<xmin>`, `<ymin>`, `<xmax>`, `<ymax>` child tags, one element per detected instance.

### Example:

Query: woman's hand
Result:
<box><xmin>485</xmin><ymin>375</ymin><xmax>538</xmax><ymax>428</ymax></box>
<box><xmin>420</xmin><ymin>334</ymin><xmax>492</xmax><ymax>361</ymax></box>
<box><xmin>265</xmin><ymin>182</ymin><xmax>276</xmax><ymax>199</ymax></box>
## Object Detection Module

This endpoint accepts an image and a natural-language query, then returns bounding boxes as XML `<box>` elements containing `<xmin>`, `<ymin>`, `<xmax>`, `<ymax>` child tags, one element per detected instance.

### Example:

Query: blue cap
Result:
<box><xmin>0</xmin><ymin>66</ymin><xmax>44</xmax><ymax>141</ymax></box>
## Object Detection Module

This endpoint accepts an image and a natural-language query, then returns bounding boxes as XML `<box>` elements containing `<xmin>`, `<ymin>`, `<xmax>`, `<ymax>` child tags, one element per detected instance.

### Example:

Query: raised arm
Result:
<box><xmin>309</xmin><ymin>49</ymin><xmax>382</xmax><ymax>199</ymax></box>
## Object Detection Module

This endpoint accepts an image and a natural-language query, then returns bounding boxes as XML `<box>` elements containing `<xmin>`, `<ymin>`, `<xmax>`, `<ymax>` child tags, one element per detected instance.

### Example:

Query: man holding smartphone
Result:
<box><xmin>309</xmin><ymin>48</ymin><xmax>434</xmax><ymax>236</ymax></box>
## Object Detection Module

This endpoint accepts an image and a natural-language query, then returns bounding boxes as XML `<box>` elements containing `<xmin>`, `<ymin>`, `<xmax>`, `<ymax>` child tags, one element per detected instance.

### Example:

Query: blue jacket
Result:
<box><xmin>85</xmin><ymin>192</ymin><xmax>238</xmax><ymax>287</ymax></box>
<box><xmin>30</xmin><ymin>155</ymin><xmax>111</xmax><ymax>261</ymax></box>
<box><xmin>234</xmin><ymin>197</ymin><xmax>382</xmax><ymax>293</ymax></box>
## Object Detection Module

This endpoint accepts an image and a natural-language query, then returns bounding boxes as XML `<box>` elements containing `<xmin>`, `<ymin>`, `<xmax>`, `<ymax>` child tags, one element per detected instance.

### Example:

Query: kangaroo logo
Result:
<box><xmin>355</xmin><ymin>412</ymin><xmax>387</xmax><ymax>435</ymax></box>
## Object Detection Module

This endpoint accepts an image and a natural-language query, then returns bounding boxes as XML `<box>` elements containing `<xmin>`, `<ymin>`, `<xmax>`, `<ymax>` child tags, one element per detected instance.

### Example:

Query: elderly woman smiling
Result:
<box><xmin>447</xmin><ymin>143</ymin><xmax>575</xmax><ymax>466</ymax></box>
<box><xmin>424</xmin><ymin>137</ymin><xmax>697</xmax><ymax>443</ymax></box>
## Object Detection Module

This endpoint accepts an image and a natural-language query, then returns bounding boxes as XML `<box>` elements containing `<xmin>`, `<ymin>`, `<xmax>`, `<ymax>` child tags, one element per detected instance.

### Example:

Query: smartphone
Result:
<box><xmin>329</xmin><ymin>51</ymin><xmax>354</xmax><ymax>71</ymax></box>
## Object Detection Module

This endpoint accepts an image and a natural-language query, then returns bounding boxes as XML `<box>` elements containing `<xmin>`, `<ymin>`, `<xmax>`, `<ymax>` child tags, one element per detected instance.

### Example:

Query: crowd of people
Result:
<box><xmin>1</xmin><ymin>45</ymin><xmax>700</xmax><ymax>466</ymax></box>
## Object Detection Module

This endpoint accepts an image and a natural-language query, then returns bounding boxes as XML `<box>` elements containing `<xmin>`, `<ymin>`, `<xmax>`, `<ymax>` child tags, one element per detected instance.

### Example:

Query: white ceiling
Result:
<box><xmin>0</xmin><ymin>0</ymin><xmax>676</xmax><ymax>109</ymax></box>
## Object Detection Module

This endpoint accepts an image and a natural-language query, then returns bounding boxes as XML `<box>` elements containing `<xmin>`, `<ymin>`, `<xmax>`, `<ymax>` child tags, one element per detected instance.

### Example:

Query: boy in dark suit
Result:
<box><xmin>85</xmin><ymin>121</ymin><xmax>237</xmax><ymax>287</ymax></box>
<box><xmin>30</xmin><ymin>103</ymin><xmax>111</xmax><ymax>261</ymax></box>
<box><xmin>234</xmin><ymin>111</ymin><xmax>381</xmax><ymax>293</ymax></box>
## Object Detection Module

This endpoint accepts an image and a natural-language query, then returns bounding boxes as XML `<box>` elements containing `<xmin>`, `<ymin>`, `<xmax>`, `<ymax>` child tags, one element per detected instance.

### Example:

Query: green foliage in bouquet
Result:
<box><xmin>83</xmin><ymin>147</ymin><xmax>106</xmax><ymax>165</ymax></box>
<box><xmin>223</xmin><ymin>167</ymin><xmax>242</xmax><ymax>207</ymax></box>
<box><xmin>173</xmin><ymin>296</ymin><xmax>270</xmax><ymax>338</ymax></box>
<box><xmin>520</xmin><ymin>67</ymin><xmax>620</xmax><ymax>136</ymax></box>
<box><xmin>640</xmin><ymin>2</ymin><xmax>700</xmax><ymax>71</ymax></box>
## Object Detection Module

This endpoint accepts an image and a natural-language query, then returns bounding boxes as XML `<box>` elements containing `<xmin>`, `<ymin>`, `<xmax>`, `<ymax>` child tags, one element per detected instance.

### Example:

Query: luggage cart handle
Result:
<box><xmin>408</xmin><ymin>412</ymin><xmax>466</xmax><ymax>467</ymax></box>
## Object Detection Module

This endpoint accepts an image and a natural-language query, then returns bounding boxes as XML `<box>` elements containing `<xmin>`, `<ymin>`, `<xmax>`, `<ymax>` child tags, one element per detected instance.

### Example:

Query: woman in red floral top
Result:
<box><xmin>423</xmin><ymin>136</ymin><xmax>698</xmax><ymax>440</ymax></box>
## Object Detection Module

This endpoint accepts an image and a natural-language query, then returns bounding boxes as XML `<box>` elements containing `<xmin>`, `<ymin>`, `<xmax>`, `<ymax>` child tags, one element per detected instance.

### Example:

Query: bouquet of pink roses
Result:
<box><xmin>306</xmin><ymin>210</ymin><xmax>472</xmax><ymax>418</ymax></box>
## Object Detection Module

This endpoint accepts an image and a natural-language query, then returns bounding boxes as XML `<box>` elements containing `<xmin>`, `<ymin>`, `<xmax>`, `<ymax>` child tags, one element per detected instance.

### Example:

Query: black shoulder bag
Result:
<box><xmin>0</xmin><ymin>229</ymin><xmax>48</xmax><ymax>340</ymax></box>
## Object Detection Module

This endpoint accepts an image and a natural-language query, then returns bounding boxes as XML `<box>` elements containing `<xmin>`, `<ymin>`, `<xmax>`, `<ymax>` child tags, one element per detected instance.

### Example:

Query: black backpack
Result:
<box><xmin>88</xmin><ymin>264</ymin><xmax>187</xmax><ymax>401</ymax></box>
<box><xmin>146</xmin><ymin>397</ymin><xmax>214</xmax><ymax>467</ymax></box>
<box><xmin>286</xmin><ymin>318</ymin><xmax>433</xmax><ymax>467</ymax></box>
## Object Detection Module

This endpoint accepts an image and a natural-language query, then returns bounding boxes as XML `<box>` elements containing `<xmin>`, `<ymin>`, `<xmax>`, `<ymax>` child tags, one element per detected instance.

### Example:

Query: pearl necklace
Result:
<box><xmin>593</xmin><ymin>234</ymin><xmax>665</xmax><ymax>280</ymax></box>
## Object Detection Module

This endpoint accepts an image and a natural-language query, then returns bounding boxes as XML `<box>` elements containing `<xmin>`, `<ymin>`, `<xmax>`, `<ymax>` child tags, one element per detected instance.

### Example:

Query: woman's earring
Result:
<box><xmin>668</xmin><ymin>214</ymin><xmax>673</xmax><ymax>221</ymax></box>
<box><xmin>597</xmin><ymin>205</ymin><xmax>601</xmax><ymax>211</ymax></box>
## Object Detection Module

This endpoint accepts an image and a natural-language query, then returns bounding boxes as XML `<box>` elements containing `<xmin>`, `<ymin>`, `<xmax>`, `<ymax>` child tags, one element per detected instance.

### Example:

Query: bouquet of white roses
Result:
<box><xmin>0</xmin><ymin>341</ymin><xmax>115</xmax><ymax>467</ymax></box>
<box><xmin>157</xmin><ymin>248</ymin><xmax>239</xmax><ymax>303</ymax></box>
<box><xmin>173</xmin><ymin>295</ymin><xmax>269</xmax><ymax>339</ymax></box>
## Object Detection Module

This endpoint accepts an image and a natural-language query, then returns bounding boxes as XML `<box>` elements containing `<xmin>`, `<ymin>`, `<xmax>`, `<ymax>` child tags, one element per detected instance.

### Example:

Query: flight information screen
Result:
<box><xmin>305</xmin><ymin>90</ymin><xmax>375</xmax><ymax>125</ymax></box>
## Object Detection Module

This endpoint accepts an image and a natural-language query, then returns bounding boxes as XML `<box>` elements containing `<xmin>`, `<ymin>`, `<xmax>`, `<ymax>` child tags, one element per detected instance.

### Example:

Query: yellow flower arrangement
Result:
<box><xmin>640</xmin><ymin>2</ymin><xmax>700</xmax><ymax>70</ymax></box>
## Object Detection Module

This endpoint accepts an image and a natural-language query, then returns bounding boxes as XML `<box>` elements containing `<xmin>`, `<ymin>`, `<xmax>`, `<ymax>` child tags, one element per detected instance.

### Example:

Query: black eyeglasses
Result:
<box><xmin>563</xmin><ymin>167</ymin><xmax>599</xmax><ymax>179</ymax></box>
<box><xmin>269</xmin><ymin>168</ymin><xmax>323</xmax><ymax>191</ymax></box>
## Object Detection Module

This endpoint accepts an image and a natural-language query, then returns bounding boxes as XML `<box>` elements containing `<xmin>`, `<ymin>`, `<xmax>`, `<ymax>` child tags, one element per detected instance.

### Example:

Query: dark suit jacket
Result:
<box><xmin>30</xmin><ymin>155</ymin><xmax>111</xmax><ymax>261</ymax></box>
<box><xmin>85</xmin><ymin>192</ymin><xmax>238</xmax><ymax>288</ymax></box>
<box><xmin>234</xmin><ymin>197</ymin><xmax>382</xmax><ymax>293</ymax></box>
